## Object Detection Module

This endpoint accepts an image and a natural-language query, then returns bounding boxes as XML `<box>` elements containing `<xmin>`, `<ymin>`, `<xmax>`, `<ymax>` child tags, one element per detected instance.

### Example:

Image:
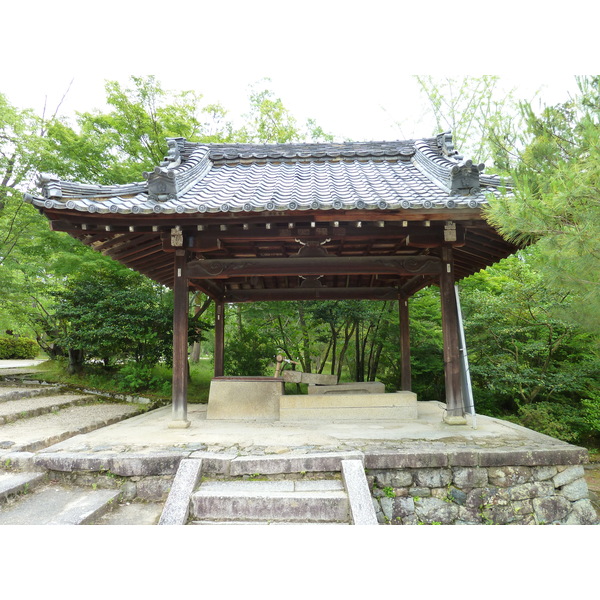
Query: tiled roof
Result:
<box><xmin>25</xmin><ymin>134</ymin><xmax>510</xmax><ymax>216</ymax></box>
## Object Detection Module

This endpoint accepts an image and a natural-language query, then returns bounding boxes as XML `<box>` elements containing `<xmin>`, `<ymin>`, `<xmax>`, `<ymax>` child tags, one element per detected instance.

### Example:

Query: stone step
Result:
<box><xmin>0</xmin><ymin>392</ymin><xmax>95</xmax><ymax>424</ymax></box>
<box><xmin>0</xmin><ymin>484</ymin><xmax>120</xmax><ymax>525</ymax></box>
<box><xmin>91</xmin><ymin>501</ymin><xmax>164</xmax><ymax>525</ymax></box>
<box><xmin>191</xmin><ymin>520</ymin><xmax>349</xmax><ymax>525</ymax></box>
<box><xmin>0</xmin><ymin>403</ymin><xmax>141</xmax><ymax>452</ymax></box>
<box><xmin>0</xmin><ymin>471</ymin><xmax>47</xmax><ymax>503</ymax></box>
<box><xmin>190</xmin><ymin>479</ymin><xmax>350</xmax><ymax>523</ymax></box>
<box><xmin>0</xmin><ymin>385</ymin><xmax>62</xmax><ymax>403</ymax></box>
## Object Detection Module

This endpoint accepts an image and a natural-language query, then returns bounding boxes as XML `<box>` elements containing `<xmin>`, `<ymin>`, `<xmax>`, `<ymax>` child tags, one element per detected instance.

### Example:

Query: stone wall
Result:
<box><xmin>10</xmin><ymin>443</ymin><xmax>598</xmax><ymax>525</ymax></box>
<box><xmin>369</xmin><ymin>464</ymin><xmax>597</xmax><ymax>525</ymax></box>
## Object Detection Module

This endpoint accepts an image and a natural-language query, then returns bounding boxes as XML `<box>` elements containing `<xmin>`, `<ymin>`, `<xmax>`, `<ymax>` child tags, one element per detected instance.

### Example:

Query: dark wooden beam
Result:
<box><xmin>224</xmin><ymin>287</ymin><xmax>399</xmax><ymax>302</ymax></box>
<box><xmin>187</xmin><ymin>255</ymin><xmax>441</xmax><ymax>279</ymax></box>
<box><xmin>188</xmin><ymin>279</ymin><xmax>226</xmax><ymax>301</ymax></box>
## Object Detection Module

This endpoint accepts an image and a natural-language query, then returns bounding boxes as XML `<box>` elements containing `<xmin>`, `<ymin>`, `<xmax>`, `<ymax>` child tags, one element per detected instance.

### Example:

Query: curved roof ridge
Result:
<box><xmin>34</xmin><ymin>173</ymin><xmax>147</xmax><ymax>200</ymax></box>
<box><xmin>412</xmin><ymin>139</ymin><xmax>487</xmax><ymax>196</ymax></box>
<box><xmin>200</xmin><ymin>138</ymin><xmax>430</xmax><ymax>163</ymax></box>
<box><xmin>144</xmin><ymin>144</ymin><xmax>212</xmax><ymax>202</ymax></box>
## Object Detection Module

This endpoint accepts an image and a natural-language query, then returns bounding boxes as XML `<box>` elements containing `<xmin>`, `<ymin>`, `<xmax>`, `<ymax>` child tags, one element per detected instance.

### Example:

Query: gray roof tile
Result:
<box><xmin>25</xmin><ymin>136</ymin><xmax>511</xmax><ymax>215</ymax></box>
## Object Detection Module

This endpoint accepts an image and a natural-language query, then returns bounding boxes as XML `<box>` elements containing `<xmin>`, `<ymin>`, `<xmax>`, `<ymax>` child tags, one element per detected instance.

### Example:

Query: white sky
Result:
<box><xmin>2</xmin><ymin>1</ymin><xmax>596</xmax><ymax>142</ymax></box>
<box><xmin>1</xmin><ymin>0</ymin><xmax>595</xmax><ymax>576</ymax></box>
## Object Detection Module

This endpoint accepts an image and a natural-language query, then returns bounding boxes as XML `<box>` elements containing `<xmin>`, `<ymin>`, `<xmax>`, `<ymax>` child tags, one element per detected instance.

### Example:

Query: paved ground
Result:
<box><xmin>43</xmin><ymin>401</ymin><xmax>575</xmax><ymax>456</ymax></box>
<box><xmin>0</xmin><ymin>359</ymin><xmax>589</xmax><ymax>457</ymax></box>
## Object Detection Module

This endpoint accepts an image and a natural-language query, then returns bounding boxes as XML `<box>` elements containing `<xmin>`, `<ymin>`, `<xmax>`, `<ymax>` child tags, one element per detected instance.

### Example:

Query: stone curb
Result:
<box><xmin>159</xmin><ymin>458</ymin><xmax>203</xmax><ymax>525</ymax></box>
<box><xmin>33</xmin><ymin>451</ymin><xmax>188</xmax><ymax>476</ymax></box>
<box><xmin>229</xmin><ymin>451</ymin><xmax>365</xmax><ymax>475</ymax></box>
<box><xmin>2</xmin><ymin>446</ymin><xmax>590</xmax><ymax>479</ymax></box>
<box><xmin>0</xmin><ymin>451</ymin><xmax>36</xmax><ymax>470</ymax></box>
<box><xmin>341</xmin><ymin>459</ymin><xmax>378</xmax><ymax>525</ymax></box>
<box><xmin>364</xmin><ymin>446</ymin><xmax>588</xmax><ymax>469</ymax></box>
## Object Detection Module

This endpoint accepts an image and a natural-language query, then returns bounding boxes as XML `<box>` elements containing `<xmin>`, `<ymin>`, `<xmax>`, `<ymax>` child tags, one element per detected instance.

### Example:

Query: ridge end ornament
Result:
<box><xmin>37</xmin><ymin>173</ymin><xmax>63</xmax><ymax>199</ymax></box>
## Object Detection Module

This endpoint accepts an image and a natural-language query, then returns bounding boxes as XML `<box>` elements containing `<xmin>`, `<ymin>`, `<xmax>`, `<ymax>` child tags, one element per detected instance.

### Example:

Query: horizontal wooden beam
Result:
<box><xmin>224</xmin><ymin>287</ymin><xmax>399</xmax><ymax>302</ymax></box>
<box><xmin>187</xmin><ymin>255</ymin><xmax>441</xmax><ymax>279</ymax></box>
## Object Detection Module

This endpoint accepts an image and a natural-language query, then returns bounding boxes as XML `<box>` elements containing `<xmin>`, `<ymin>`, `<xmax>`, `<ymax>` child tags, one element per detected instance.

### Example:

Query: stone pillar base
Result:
<box><xmin>168</xmin><ymin>420</ymin><xmax>191</xmax><ymax>429</ymax></box>
<box><xmin>443</xmin><ymin>414</ymin><xmax>467</xmax><ymax>426</ymax></box>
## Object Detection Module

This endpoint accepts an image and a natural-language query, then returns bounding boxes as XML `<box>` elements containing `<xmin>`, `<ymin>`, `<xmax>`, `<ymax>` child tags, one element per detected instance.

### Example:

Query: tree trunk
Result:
<box><xmin>67</xmin><ymin>348</ymin><xmax>84</xmax><ymax>374</ymax></box>
<box><xmin>190</xmin><ymin>340</ymin><xmax>201</xmax><ymax>363</ymax></box>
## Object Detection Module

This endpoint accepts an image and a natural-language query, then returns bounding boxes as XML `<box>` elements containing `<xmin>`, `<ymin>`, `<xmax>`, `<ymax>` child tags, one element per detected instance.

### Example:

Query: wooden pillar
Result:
<box><xmin>214</xmin><ymin>300</ymin><xmax>225</xmax><ymax>377</ymax></box>
<box><xmin>439</xmin><ymin>247</ymin><xmax>466</xmax><ymax>424</ymax></box>
<box><xmin>399</xmin><ymin>295</ymin><xmax>412</xmax><ymax>391</ymax></box>
<box><xmin>170</xmin><ymin>250</ymin><xmax>190</xmax><ymax>428</ymax></box>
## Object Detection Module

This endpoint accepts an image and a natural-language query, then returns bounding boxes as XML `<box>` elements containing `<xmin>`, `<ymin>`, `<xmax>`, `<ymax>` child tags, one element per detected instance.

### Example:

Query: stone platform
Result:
<box><xmin>207</xmin><ymin>377</ymin><xmax>284</xmax><ymax>421</ymax></box>
<box><xmin>206</xmin><ymin>378</ymin><xmax>415</xmax><ymax>421</ymax></box>
<box><xmin>307</xmin><ymin>382</ymin><xmax>386</xmax><ymax>395</ymax></box>
<box><xmin>280</xmin><ymin>391</ymin><xmax>417</xmax><ymax>421</ymax></box>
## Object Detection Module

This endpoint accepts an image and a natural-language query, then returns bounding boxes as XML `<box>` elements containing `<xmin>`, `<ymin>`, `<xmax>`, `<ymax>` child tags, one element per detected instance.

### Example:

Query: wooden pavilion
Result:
<box><xmin>25</xmin><ymin>132</ymin><xmax>518</xmax><ymax>427</ymax></box>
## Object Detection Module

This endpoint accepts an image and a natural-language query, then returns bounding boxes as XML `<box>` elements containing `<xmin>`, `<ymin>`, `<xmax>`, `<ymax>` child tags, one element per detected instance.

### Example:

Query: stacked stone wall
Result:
<box><xmin>369</xmin><ymin>464</ymin><xmax>597</xmax><ymax>525</ymax></box>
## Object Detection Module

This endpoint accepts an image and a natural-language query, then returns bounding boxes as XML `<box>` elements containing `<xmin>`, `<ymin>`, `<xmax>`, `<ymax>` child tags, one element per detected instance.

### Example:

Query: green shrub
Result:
<box><xmin>117</xmin><ymin>362</ymin><xmax>163</xmax><ymax>394</ymax></box>
<box><xmin>516</xmin><ymin>401</ymin><xmax>592</xmax><ymax>444</ymax></box>
<box><xmin>0</xmin><ymin>335</ymin><xmax>39</xmax><ymax>359</ymax></box>
<box><xmin>224</xmin><ymin>329</ymin><xmax>277</xmax><ymax>376</ymax></box>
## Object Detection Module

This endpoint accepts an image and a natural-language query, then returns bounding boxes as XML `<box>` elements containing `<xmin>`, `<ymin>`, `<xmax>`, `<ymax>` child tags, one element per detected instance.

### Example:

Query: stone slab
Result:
<box><xmin>0</xmin><ymin>486</ymin><xmax>120</xmax><ymax>525</ymax></box>
<box><xmin>188</xmin><ymin>451</ymin><xmax>237</xmax><ymax>475</ymax></box>
<box><xmin>341</xmin><ymin>459</ymin><xmax>378</xmax><ymax>525</ymax></box>
<box><xmin>93</xmin><ymin>502</ymin><xmax>164</xmax><ymax>525</ymax></box>
<box><xmin>159</xmin><ymin>458</ymin><xmax>203</xmax><ymax>525</ymax></box>
<box><xmin>230</xmin><ymin>451</ymin><xmax>364</xmax><ymax>475</ymax></box>
<box><xmin>282</xmin><ymin>371</ymin><xmax>338</xmax><ymax>385</ymax></box>
<box><xmin>280</xmin><ymin>391</ymin><xmax>417</xmax><ymax>421</ymax></box>
<box><xmin>0</xmin><ymin>393</ymin><xmax>95</xmax><ymax>422</ymax></box>
<box><xmin>0</xmin><ymin>471</ymin><xmax>47</xmax><ymax>502</ymax></box>
<box><xmin>191</xmin><ymin>480</ymin><xmax>349</xmax><ymax>523</ymax></box>
<box><xmin>0</xmin><ymin>404</ymin><xmax>141</xmax><ymax>452</ymax></box>
<box><xmin>34</xmin><ymin>451</ymin><xmax>185</xmax><ymax>476</ymax></box>
<box><xmin>207</xmin><ymin>379</ymin><xmax>283</xmax><ymax>421</ymax></box>
<box><xmin>307</xmin><ymin>382</ymin><xmax>385</xmax><ymax>395</ymax></box>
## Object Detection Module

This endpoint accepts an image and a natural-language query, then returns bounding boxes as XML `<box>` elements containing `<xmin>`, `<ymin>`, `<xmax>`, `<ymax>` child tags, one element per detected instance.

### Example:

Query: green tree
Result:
<box><xmin>52</xmin><ymin>260</ymin><xmax>173</xmax><ymax>371</ymax></box>
<box><xmin>459</xmin><ymin>255</ymin><xmax>599</xmax><ymax>445</ymax></box>
<box><xmin>39</xmin><ymin>76</ymin><xmax>236</xmax><ymax>184</ymax></box>
<box><xmin>0</xmin><ymin>90</ymin><xmax>96</xmax><ymax>339</ymax></box>
<box><xmin>414</xmin><ymin>75</ymin><xmax>525</xmax><ymax>168</ymax></box>
<box><xmin>238</xmin><ymin>79</ymin><xmax>334</xmax><ymax>144</ymax></box>
<box><xmin>485</xmin><ymin>76</ymin><xmax>600</xmax><ymax>332</ymax></box>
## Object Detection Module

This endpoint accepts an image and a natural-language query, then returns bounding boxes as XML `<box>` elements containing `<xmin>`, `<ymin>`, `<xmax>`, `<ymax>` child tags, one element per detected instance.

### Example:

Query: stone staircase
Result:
<box><xmin>158</xmin><ymin>457</ymin><xmax>378</xmax><ymax>525</ymax></box>
<box><xmin>189</xmin><ymin>478</ymin><xmax>351</xmax><ymax>524</ymax></box>
<box><xmin>0</xmin><ymin>381</ymin><xmax>144</xmax><ymax>452</ymax></box>
<box><xmin>0</xmin><ymin>471</ymin><xmax>121</xmax><ymax>524</ymax></box>
<box><xmin>0</xmin><ymin>377</ymin><xmax>165</xmax><ymax>525</ymax></box>
<box><xmin>0</xmin><ymin>376</ymin><xmax>378</xmax><ymax>526</ymax></box>
<box><xmin>0</xmin><ymin>467</ymin><xmax>165</xmax><ymax>525</ymax></box>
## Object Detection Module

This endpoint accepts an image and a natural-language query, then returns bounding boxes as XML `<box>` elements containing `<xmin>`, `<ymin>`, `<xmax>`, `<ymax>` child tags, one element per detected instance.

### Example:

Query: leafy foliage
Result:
<box><xmin>459</xmin><ymin>255</ymin><xmax>599</xmax><ymax>444</ymax></box>
<box><xmin>486</xmin><ymin>76</ymin><xmax>600</xmax><ymax>332</ymax></box>
<box><xmin>0</xmin><ymin>334</ymin><xmax>38</xmax><ymax>359</ymax></box>
<box><xmin>414</xmin><ymin>75</ymin><xmax>525</xmax><ymax>168</ymax></box>
<box><xmin>51</xmin><ymin>261</ymin><xmax>176</xmax><ymax>369</ymax></box>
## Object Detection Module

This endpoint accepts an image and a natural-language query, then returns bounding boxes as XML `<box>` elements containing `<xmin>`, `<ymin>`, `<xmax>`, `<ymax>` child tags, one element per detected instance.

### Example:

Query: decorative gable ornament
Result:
<box><xmin>36</xmin><ymin>173</ymin><xmax>62</xmax><ymax>199</ymax></box>
<box><xmin>171</xmin><ymin>226</ymin><xmax>184</xmax><ymax>247</ymax></box>
<box><xmin>449</xmin><ymin>160</ymin><xmax>485</xmax><ymax>195</ymax></box>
